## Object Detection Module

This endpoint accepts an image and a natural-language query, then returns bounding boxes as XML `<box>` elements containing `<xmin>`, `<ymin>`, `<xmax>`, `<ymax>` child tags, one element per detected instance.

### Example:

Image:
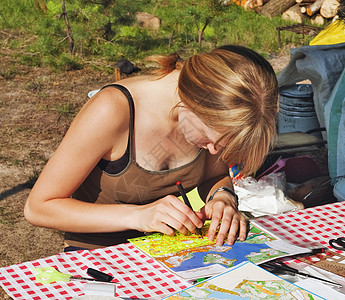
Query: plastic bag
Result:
<box><xmin>234</xmin><ymin>173</ymin><xmax>303</xmax><ymax>217</ymax></box>
<box><xmin>310</xmin><ymin>20</ymin><xmax>345</xmax><ymax>46</ymax></box>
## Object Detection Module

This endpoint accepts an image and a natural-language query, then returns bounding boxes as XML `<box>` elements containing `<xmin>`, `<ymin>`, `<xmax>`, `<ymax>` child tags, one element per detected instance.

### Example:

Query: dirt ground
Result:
<box><xmin>0</xmin><ymin>48</ymin><xmax>291</xmax><ymax>298</ymax></box>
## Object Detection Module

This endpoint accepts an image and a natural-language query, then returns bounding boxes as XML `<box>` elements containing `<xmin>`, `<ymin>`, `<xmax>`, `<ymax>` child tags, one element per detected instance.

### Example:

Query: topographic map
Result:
<box><xmin>128</xmin><ymin>224</ymin><xmax>290</xmax><ymax>275</ymax></box>
<box><xmin>164</xmin><ymin>261</ymin><xmax>324</xmax><ymax>300</ymax></box>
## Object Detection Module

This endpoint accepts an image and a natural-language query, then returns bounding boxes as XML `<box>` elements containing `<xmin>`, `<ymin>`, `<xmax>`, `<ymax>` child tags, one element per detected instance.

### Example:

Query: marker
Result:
<box><xmin>192</xmin><ymin>276</ymin><xmax>211</xmax><ymax>284</ymax></box>
<box><xmin>87</xmin><ymin>268</ymin><xmax>114</xmax><ymax>282</ymax></box>
<box><xmin>176</xmin><ymin>181</ymin><xmax>203</xmax><ymax>237</ymax></box>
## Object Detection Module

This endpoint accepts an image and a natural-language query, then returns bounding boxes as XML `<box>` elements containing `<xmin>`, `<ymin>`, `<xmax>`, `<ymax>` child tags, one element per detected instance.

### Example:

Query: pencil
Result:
<box><xmin>176</xmin><ymin>181</ymin><xmax>203</xmax><ymax>237</ymax></box>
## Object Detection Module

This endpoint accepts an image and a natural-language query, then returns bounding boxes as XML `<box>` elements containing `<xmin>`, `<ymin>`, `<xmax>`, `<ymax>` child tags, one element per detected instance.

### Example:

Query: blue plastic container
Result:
<box><xmin>334</xmin><ymin>179</ymin><xmax>345</xmax><ymax>202</ymax></box>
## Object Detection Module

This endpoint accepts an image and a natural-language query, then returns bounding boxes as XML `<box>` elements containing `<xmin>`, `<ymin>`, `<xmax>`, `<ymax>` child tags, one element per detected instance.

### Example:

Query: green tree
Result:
<box><xmin>185</xmin><ymin>0</ymin><xmax>227</xmax><ymax>45</ymax></box>
<box><xmin>155</xmin><ymin>0</ymin><xmax>228</xmax><ymax>48</ymax></box>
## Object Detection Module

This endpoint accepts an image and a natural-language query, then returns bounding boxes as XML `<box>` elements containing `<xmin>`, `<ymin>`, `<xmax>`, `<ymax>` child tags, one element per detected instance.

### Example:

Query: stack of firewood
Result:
<box><xmin>228</xmin><ymin>0</ymin><xmax>268</xmax><ymax>10</ymax></box>
<box><xmin>230</xmin><ymin>0</ymin><xmax>342</xmax><ymax>25</ymax></box>
<box><xmin>283</xmin><ymin>0</ymin><xmax>340</xmax><ymax>25</ymax></box>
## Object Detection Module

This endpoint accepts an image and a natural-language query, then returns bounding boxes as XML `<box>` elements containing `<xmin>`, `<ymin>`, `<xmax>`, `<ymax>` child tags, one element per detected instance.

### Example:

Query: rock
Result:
<box><xmin>136</xmin><ymin>12</ymin><xmax>161</xmax><ymax>31</ymax></box>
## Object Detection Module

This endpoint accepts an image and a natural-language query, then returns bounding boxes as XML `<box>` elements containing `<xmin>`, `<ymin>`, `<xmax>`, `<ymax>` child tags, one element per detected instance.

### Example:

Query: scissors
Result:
<box><xmin>329</xmin><ymin>237</ymin><xmax>345</xmax><ymax>251</ymax></box>
<box><xmin>33</xmin><ymin>267</ymin><xmax>115</xmax><ymax>284</ymax></box>
<box><xmin>260</xmin><ymin>260</ymin><xmax>342</xmax><ymax>288</ymax></box>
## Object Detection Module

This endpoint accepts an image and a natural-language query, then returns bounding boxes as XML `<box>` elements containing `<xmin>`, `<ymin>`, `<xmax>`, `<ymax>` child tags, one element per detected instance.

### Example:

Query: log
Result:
<box><xmin>311</xmin><ymin>13</ymin><xmax>325</xmax><ymax>24</ymax></box>
<box><xmin>282</xmin><ymin>4</ymin><xmax>306</xmax><ymax>23</ymax></box>
<box><xmin>320</xmin><ymin>0</ymin><xmax>340</xmax><ymax>18</ymax></box>
<box><xmin>243</xmin><ymin>0</ymin><xmax>263</xmax><ymax>10</ymax></box>
<box><xmin>260</xmin><ymin>0</ymin><xmax>296</xmax><ymax>17</ymax></box>
<box><xmin>306</xmin><ymin>0</ymin><xmax>325</xmax><ymax>16</ymax></box>
<box><xmin>296</xmin><ymin>0</ymin><xmax>316</xmax><ymax>4</ymax></box>
<box><xmin>301</xmin><ymin>6</ymin><xmax>307</xmax><ymax>13</ymax></box>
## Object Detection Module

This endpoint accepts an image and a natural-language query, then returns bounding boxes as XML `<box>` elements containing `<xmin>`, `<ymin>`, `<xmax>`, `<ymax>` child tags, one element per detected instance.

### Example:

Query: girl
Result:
<box><xmin>24</xmin><ymin>45</ymin><xmax>278</xmax><ymax>251</ymax></box>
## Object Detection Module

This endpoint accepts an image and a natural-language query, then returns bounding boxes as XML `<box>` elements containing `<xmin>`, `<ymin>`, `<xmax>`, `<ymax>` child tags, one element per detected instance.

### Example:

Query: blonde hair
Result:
<box><xmin>146</xmin><ymin>53</ymin><xmax>183</xmax><ymax>78</ymax></box>
<box><xmin>149</xmin><ymin>46</ymin><xmax>278</xmax><ymax>176</ymax></box>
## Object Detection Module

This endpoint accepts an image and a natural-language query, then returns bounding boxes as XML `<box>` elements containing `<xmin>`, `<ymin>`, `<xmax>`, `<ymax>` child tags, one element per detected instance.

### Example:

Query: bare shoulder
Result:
<box><xmin>58</xmin><ymin>85</ymin><xmax>132</xmax><ymax>161</ymax></box>
<box><xmin>75</xmin><ymin>85</ymin><xmax>131</xmax><ymax>133</ymax></box>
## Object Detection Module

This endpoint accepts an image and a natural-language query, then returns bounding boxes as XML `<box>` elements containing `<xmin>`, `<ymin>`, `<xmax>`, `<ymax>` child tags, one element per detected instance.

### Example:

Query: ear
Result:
<box><xmin>206</xmin><ymin>143</ymin><xmax>219</xmax><ymax>155</ymax></box>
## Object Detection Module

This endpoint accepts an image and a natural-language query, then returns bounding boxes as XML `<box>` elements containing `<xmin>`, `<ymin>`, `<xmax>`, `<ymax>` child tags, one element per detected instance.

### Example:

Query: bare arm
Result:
<box><xmin>25</xmin><ymin>88</ymin><xmax>143</xmax><ymax>232</ymax></box>
<box><xmin>24</xmin><ymin>87</ymin><xmax>202</xmax><ymax>236</ymax></box>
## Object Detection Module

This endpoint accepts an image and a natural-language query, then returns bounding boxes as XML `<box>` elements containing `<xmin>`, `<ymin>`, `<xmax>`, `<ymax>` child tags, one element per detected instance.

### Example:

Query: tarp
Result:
<box><xmin>277</xmin><ymin>43</ymin><xmax>345</xmax><ymax>181</ymax></box>
<box><xmin>324</xmin><ymin>67</ymin><xmax>345</xmax><ymax>180</ymax></box>
<box><xmin>277</xmin><ymin>42</ymin><xmax>345</xmax><ymax>132</ymax></box>
<box><xmin>310</xmin><ymin>20</ymin><xmax>345</xmax><ymax>46</ymax></box>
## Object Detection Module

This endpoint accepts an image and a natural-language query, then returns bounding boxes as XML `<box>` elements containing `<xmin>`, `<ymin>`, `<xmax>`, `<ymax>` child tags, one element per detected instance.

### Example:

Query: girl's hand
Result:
<box><xmin>135</xmin><ymin>195</ymin><xmax>204</xmax><ymax>236</ymax></box>
<box><xmin>198</xmin><ymin>192</ymin><xmax>247</xmax><ymax>246</ymax></box>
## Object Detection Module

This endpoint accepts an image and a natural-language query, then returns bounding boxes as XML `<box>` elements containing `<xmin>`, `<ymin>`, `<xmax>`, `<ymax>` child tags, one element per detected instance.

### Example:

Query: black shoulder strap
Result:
<box><xmin>100</xmin><ymin>84</ymin><xmax>135</xmax><ymax>160</ymax></box>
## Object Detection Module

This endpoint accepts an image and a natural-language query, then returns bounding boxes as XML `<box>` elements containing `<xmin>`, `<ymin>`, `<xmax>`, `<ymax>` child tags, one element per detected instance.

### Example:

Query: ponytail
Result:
<box><xmin>146</xmin><ymin>53</ymin><xmax>183</xmax><ymax>78</ymax></box>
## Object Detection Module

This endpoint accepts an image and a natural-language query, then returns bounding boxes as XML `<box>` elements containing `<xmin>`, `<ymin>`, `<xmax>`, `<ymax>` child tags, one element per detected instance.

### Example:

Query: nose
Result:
<box><xmin>206</xmin><ymin>143</ymin><xmax>219</xmax><ymax>155</ymax></box>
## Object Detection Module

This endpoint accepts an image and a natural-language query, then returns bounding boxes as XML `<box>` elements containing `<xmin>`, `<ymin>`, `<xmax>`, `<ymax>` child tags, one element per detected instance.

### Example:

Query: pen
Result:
<box><xmin>176</xmin><ymin>181</ymin><xmax>203</xmax><ymax>237</ymax></box>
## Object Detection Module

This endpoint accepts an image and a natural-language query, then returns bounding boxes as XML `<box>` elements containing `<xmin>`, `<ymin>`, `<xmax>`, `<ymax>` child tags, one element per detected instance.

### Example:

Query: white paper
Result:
<box><xmin>295</xmin><ymin>279</ymin><xmax>345</xmax><ymax>300</ymax></box>
<box><xmin>84</xmin><ymin>282</ymin><xmax>116</xmax><ymax>296</ymax></box>
<box><xmin>266</xmin><ymin>239</ymin><xmax>312</xmax><ymax>255</ymax></box>
<box><xmin>287</xmin><ymin>265</ymin><xmax>345</xmax><ymax>299</ymax></box>
<box><xmin>176</xmin><ymin>264</ymin><xmax>228</xmax><ymax>280</ymax></box>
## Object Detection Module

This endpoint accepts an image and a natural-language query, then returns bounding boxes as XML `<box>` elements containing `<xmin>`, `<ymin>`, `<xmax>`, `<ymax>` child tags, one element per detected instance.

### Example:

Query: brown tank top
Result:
<box><xmin>65</xmin><ymin>84</ymin><xmax>207</xmax><ymax>249</ymax></box>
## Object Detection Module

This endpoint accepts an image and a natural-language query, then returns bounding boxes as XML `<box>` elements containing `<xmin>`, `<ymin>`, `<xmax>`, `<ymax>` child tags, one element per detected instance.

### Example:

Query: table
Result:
<box><xmin>1</xmin><ymin>201</ymin><xmax>345</xmax><ymax>299</ymax></box>
<box><xmin>0</xmin><ymin>243</ymin><xmax>189</xmax><ymax>299</ymax></box>
<box><xmin>252</xmin><ymin>201</ymin><xmax>345</xmax><ymax>249</ymax></box>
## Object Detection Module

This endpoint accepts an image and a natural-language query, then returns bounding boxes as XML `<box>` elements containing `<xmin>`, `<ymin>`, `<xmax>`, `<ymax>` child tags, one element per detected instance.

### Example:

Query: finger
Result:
<box><xmin>181</xmin><ymin>205</ymin><xmax>204</xmax><ymax>229</ymax></box>
<box><xmin>216</xmin><ymin>217</ymin><xmax>231</xmax><ymax>246</ymax></box>
<box><xmin>238</xmin><ymin>218</ymin><xmax>248</xmax><ymax>241</ymax></box>
<box><xmin>161</xmin><ymin>216</ymin><xmax>190</xmax><ymax>236</ymax></box>
<box><xmin>169</xmin><ymin>198</ymin><xmax>204</xmax><ymax>231</ymax></box>
<box><xmin>147</xmin><ymin>199</ymin><xmax>190</xmax><ymax>235</ymax></box>
<box><xmin>168</xmin><ymin>209</ymin><xmax>200</xmax><ymax>234</ymax></box>
<box><xmin>195</xmin><ymin>211</ymin><xmax>206</xmax><ymax>223</ymax></box>
<box><xmin>155</xmin><ymin>222</ymin><xmax>176</xmax><ymax>236</ymax></box>
<box><xmin>226</xmin><ymin>218</ymin><xmax>240</xmax><ymax>245</ymax></box>
<box><xmin>225</xmin><ymin>214</ymin><xmax>247</xmax><ymax>245</ymax></box>
<box><xmin>204</xmin><ymin>201</ymin><xmax>226</xmax><ymax>242</ymax></box>
<box><xmin>166</xmin><ymin>201</ymin><xmax>203</xmax><ymax>235</ymax></box>
<box><xmin>207</xmin><ymin>213</ymin><xmax>222</xmax><ymax>242</ymax></box>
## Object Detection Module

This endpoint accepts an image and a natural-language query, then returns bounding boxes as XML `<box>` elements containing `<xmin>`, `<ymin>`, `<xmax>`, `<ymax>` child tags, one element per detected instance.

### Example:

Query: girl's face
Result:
<box><xmin>178</xmin><ymin>106</ymin><xmax>224</xmax><ymax>155</ymax></box>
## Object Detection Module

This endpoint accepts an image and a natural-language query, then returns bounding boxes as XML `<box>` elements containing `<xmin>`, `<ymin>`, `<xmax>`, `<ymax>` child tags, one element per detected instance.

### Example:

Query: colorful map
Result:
<box><xmin>128</xmin><ymin>224</ymin><xmax>290</xmax><ymax>276</ymax></box>
<box><xmin>164</xmin><ymin>261</ymin><xmax>324</xmax><ymax>300</ymax></box>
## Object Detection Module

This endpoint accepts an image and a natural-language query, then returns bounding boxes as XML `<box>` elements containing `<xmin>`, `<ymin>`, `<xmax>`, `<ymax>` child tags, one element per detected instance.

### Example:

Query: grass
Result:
<box><xmin>0</xmin><ymin>0</ymin><xmax>322</xmax><ymax>71</ymax></box>
<box><xmin>25</xmin><ymin>80</ymin><xmax>43</xmax><ymax>93</ymax></box>
<box><xmin>45</xmin><ymin>103</ymin><xmax>77</xmax><ymax>119</ymax></box>
<box><xmin>0</xmin><ymin>66</ymin><xmax>18</xmax><ymax>80</ymax></box>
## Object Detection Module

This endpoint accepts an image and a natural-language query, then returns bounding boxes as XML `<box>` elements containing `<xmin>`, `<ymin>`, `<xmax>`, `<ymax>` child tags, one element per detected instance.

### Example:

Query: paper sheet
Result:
<box><xmin>295</xmin><ymin>266</ymin><xmax>345</xmax><ymax>300</ymax></box>
<box><xmin>164</xmin><ymin>261</ymin><xmax>325</xmax><ymax>299</ymax></box>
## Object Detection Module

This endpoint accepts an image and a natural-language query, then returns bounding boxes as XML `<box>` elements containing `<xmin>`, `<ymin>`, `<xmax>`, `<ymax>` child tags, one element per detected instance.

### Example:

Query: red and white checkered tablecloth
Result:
<box><xmin>252</xmin><ymin>201</ymin><xmax>345</xmax><ymax>251</ymax></box>
<box><xmin>0</xmin><ymin>243</ymin><xmax>190</xmax><ymax>300</ymax></box>
<box><xmin>2</xmin><ymin>202</ymin><xmax>345</xmax><ymax>299</ymax></box>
